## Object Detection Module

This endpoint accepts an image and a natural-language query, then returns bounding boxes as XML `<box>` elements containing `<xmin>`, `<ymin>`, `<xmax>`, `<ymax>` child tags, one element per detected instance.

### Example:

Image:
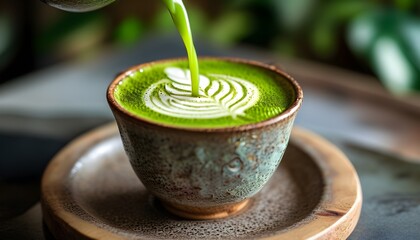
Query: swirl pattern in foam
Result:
<box><xmin>114</xmin><ymin>59</ymin><xmax>294</xmax><ymax>128</ymax></box>
<box><xmin>144</xmin><ymin>67</ymin><xmax>259</xmax><ymax>119</ymax></box>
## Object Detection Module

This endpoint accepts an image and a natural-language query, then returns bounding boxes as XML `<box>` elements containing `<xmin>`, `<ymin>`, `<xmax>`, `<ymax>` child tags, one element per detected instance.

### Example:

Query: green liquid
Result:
<box><xmin>114</xmin><ymin>59</ymin><xmax>295</xmax><ymax>128</ymax></box>
<box><xmin>162</xmin><ymin>0</ymin><xmax>199</xmax><ymax>97</ymax></box>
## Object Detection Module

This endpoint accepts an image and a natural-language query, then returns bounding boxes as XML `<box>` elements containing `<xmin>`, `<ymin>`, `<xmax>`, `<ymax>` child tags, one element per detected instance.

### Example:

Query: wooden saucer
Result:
<box><xmin>41</xmin><ymin>123</ymin><xmax>362</xmax><ymax>239</ymax></box>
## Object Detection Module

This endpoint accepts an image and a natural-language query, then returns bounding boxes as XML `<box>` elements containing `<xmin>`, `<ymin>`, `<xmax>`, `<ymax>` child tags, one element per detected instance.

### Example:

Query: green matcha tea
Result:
<box><xmin>162</xmin><ymin>0</ymin><xmax>199</xmax><ymax>96</ymax></box>
<box><xmin>114</xmin><ymin>59</ymin><xmax>296</xmax><ymax>128</ymax></box>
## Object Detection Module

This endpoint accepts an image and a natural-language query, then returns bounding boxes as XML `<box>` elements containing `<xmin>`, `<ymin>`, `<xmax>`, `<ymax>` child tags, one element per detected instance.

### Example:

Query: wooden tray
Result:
<box><xmin>41</xmin><ymin>123</ymin><xmax>362</xmax><ymax>239</ymax></box>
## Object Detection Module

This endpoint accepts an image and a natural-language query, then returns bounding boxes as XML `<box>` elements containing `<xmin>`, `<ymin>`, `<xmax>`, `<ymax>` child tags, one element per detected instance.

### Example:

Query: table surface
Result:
<box><xmin>1</xmin><ymin>34</ymin><xmax>420</xmax><ymax>240</ymax></box>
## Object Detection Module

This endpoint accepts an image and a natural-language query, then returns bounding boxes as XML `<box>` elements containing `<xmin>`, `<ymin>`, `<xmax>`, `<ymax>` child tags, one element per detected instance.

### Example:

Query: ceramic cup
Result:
<box><xmin>107</xmin><ymin>58</ymin><xmax>303</xmax><ymax>220</ymax></box>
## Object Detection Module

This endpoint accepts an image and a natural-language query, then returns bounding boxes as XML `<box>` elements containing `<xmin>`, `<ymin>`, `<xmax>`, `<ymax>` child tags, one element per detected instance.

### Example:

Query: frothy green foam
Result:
<box><xmin>114</xmin><ymin>59</ymin><xmax>295</xmax><ymax>128</ymax></box>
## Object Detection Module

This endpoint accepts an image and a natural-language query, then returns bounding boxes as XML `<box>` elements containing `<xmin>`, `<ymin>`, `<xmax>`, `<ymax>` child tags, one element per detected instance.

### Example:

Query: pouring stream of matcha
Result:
<box><xmin>162</xmin><ymin>0</ymin><xmax>199</xmax><ymax>96</ymax></box>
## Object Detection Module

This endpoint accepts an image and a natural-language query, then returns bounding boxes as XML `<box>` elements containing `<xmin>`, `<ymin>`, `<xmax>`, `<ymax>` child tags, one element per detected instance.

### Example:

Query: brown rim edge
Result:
<box><xmin>106</xmin><ymin>57</ymin><xmax>303</xmax><ymax>133</ymax></box>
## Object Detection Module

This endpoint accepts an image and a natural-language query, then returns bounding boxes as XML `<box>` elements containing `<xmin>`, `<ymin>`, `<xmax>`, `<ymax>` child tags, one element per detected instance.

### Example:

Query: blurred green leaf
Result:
<box><xmin>348</xmin><ymin>9</ymin><xmax>420</xmax><ymax>93</ymax></box>
<box><xmin>394</xmin><ymin>0</ymin><xmax>417</xmax><ymax>11</ymax></box>
<box><xmin>229</xmin><ymin>0</ymin><xmax>271</xmax><ymax>8</ymax></box>
<box><xmin>114</xmin><ymin>17</ymin><xmax>144</xmax><ymax>45</ymax></box>
<box><xmin>184</xmin><ymin>6</ymin><xmax>208</xmax><ymax>35</ymax></box>
<box><xmin>347</xmin><ymin>13</ymin><xmax>377</xmax><ymax>55</ymax></box>
<box><xmin>209</xmin><ymin>11</ymin><xmax>254</xmax><ymax>46</ymax></box>
<box><xmin>311</xmin><ymin>21</ymin><xmax>336</xmax><ymax>58</ymax></box>
<box><xmin>271</xmin><ymin>37</ymin><xmax>297</xmax><ymax>57</ymax></box>
<box><xmin>0</xmin><ymin>14</ymin><xmax>14</xmax><ymax>70</ymax></box>
<box><xmin>310</xmin><ymin>0</ymin><xmax>373</xmax><ymax>58</ymax></box>
<box><xmin>36</xmin><ymin>12</ymin><xmax>107</xmax><ymax>55</ymax></box>
<box><xmin>153</xmin><ymin>8</ymin><xmax>176</xmax><ymax>32</ymax></box>
<box><xmin>272</xmin><ymin>0</ymin><xmax>318</xmax><ymax>32</ymax></box>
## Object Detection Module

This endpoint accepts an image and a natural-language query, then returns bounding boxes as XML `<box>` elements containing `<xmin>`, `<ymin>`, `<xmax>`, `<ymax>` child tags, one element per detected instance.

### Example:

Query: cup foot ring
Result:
<box><xmin>161</xmin><ymin>199</ymin><xmax>251</xmax><ymax>220</ymax></box>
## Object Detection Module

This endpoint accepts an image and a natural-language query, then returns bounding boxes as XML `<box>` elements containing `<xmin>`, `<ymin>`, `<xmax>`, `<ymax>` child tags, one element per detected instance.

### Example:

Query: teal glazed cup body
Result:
<box><xmin>107</xmin><ymin>58</ymin><xmax>303</xmax><ymax>220</ymax></box>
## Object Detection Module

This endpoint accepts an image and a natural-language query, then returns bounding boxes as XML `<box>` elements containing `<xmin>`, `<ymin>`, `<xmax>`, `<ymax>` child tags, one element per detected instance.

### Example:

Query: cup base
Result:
<box><xmin>161</xmin><ymin>199</ymin><xmax>251</xmax><ymax>220</ymax></box>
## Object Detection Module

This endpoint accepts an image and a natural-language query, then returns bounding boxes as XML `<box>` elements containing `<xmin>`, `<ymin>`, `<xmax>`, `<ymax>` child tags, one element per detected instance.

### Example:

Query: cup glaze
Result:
<box><xmin>107</xmin><ymin>58</ymin><xmax>303</xmax><ymax>220</ymax></box>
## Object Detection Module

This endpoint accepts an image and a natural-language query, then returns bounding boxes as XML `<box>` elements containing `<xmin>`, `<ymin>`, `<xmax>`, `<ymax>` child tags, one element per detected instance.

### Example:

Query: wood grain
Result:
<box><xmin>41</xmin><ymin>123</ymin><xmax>362</xmax><ymax>239</ymax></box>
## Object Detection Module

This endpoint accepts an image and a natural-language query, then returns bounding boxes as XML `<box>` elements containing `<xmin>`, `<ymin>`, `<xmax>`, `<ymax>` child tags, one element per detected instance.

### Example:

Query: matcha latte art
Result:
<box><xmin>144</xmin><ymin>67</ymin><xmax>259</xmax><ymax>119</ymax></box>
<box><xmin>114</xmin><ymin>59</ymin><xmax>295</xmax><ymax>128</ymax></box>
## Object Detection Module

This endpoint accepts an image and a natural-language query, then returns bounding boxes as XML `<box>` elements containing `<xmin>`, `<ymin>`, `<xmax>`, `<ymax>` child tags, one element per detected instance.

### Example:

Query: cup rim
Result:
<box><xmin>107</xmin><ymin>57</ymin><xmax>303</xmax><ymax>133</ymax></box>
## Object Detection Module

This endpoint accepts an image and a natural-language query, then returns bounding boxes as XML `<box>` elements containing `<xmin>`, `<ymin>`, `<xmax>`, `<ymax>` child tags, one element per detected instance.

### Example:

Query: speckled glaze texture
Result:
<box><xmin>107</xmin><ymin>58</ymin><xmax>303</xmax><ymax>219</ymax></box>
<box><xmin>114</xmin><ymin>114</ymin><xmax>294</xmax><ymax>207</ymax></box>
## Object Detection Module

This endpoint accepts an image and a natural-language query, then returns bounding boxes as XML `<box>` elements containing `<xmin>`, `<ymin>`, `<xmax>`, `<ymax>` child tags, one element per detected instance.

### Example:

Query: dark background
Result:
<box><xmin>1</xmin><ymin>1</ymin><xmax>420</xmax><ymax>239</ymax></box>
<box><xmin>1</xmin><ymin>0</ymin><xmax>420</xmax><ymax>92</ymax></box>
